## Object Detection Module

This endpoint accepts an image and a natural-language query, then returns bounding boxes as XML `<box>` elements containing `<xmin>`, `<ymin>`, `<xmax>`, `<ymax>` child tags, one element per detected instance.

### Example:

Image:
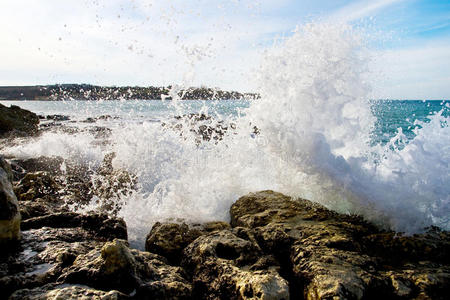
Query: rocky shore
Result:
<box><xmin>1</xmin><ymin>104</ymin><xmax>449</xmax><ymax>299</ymax></box>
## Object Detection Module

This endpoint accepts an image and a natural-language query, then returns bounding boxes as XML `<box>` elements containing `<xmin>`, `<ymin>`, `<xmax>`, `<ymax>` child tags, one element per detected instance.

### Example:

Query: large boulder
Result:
<box><xmin>182</xmin><ymin>229</ymin><xmax>290</xmax><ymax>299</ymax></box>
<box><xmin>0</xmin><ymin>157</ymin><xmax>21</xmax><ymax>244</ymax></box>
<box><xmin>145</xmin><ymin>221</ymin><xmax>230</xmax><ymax>264</ymax></box>
<box><xmin>0</xmin><ymin>103</ymin><xmax>39</xmax><ymax>137</ymax></box>
<box><xmin>59</xmin><ymin>239</ymin><xmax>192</xmax><ymax>299</ymax></box>
<box><xmin>230</xmin><ymin>190</ymin><xmax>450</xmax><ymax>300</ymax></box>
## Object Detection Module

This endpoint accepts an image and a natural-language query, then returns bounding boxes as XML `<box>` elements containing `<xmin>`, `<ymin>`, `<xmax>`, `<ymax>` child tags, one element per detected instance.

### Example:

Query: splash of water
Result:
<box><xmin>4</xmin><ymin>23</ymin><xmax>449</xmax><ymax>248</ymax></box>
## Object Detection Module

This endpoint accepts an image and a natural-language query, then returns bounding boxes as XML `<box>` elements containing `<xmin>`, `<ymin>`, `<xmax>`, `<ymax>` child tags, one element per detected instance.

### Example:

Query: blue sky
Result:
<box><xmin>0</xmin><ymin>0</ymin><xmax>449</xmax><ymax>99</ymax></box>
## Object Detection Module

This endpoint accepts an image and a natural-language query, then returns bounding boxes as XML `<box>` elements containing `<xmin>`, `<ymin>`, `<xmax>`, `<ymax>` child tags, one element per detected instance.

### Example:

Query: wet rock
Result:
<box><xmin>59</xmin><ymin>239</ymin><xmax>192</xmax><ymax>298</ymax></box>
<box><xmin>21</xmin><ymin>212</ymin><xmax>127</xmax><ymax>240</ymax></box>
<box><xmin>0</xmin><ymin>103</ymin><xmax>39</xmax><ymax>137</ymax></box>
<box><xmin>0</xmin><ymin>212</ymin><xmax>128</xmax><ymax>298</ymax></box>
<box><xmin>145</xmin><ymin>221</ymin><xmax>230</xmax><ymax>264</ymax></box>
<box><xmin>182</xmin><ymin>229</ymin><xmax>290</xmax><ymax>299</ymax></box>
<box><xmin>14</xmin><ymin>171</ymin><xmax>61</xmax><ymax>202</ymax></box>
<box><xmin>10</xmin><ymin>284</ymin><xmax>129</xmax><ymax>300</ymax></box>
<box><xmin>10</xmin><ymin>156</ymin><xmax>65</xmax><ymax>178</ymax></box>
<box><xmin>0</xmin><ymin>159</ymin><xmax>21</xmax><ymax>244</ymax></box>
<box><xmin>163</xmin><ymin>113</ymin><xmax>237</xmax><ymax>144</ymax></box>
<box><xmin>0</xmin><ymin>156</ymin><xmax>14</xmax><ymax>182</ymax></box>
<box><xmin>230</xmin><ymin>190</ymin><xmax>450</xmax><ymax>300</ymax></box>
<box><xmin>83</xmin><ymin>117</ymin><xmax>96</xmax><ymax>123</ymax></box>
<box><xmin>19</xmin><ymin>198</ymin><xmax>68</xmax><ymax>220</ymax></box>
<box><xmin>88</xmin><ymin>126</ymin><xmax>113</xmax><ymax>139</ymax></box>
<box><xmin>86</xmin><ymin>153</ymin><xmax>137</xmax><ymax>215</ymax></box>
<box><xmin>46</xmin><ymin>115</ymin><xmax>70</xmax><ymax>121</ymax></box>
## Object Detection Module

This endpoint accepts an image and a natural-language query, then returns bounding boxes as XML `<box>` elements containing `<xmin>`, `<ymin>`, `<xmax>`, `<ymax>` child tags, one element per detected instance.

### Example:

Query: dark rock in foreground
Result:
<box><xmin>1</xmin><ymin>171</ymin><xmax>449</xmax><ymax>300</ymax></box>
<box><xmin>0</xmin><ymin>156</ymin><xmax>21</xmax><ymax>244</ymax></box>
<box><xmin>0</xmin><ymin>104</ymin><xmax>39</xmax><ymax>137</ymax></box>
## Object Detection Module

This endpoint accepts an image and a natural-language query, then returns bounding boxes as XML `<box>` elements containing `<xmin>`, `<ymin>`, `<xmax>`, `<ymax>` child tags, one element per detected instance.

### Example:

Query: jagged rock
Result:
<box><xmin>163</xmin><ymin>113</ymin><xmax>237</xmax><ymax>144</ymax></box>
<box><xmin>0</xmin><ymin>103</ymin><xmax>39</xmax><ymax>137</ymax></box>
<box><xmin>182</xmin><ymin>229</ymin><xmax>290</xmax><ymax>299</ymax></box>
<box><xmin>19</xmin><ymin>198</ymin><xmax>68</xmax><ymax>220</ymax></box>
<box><xmin>46</xmin><ymin>115</ymin><xmax>70</xmax><ymax>121</ymax></box>
<box><xmin>10</xmin><ymin>284</ymin><xmax>128</xmax><ymax>300</ymax></box>
<box><xmin>0</xmin><ymin>159</ymin><xmax>21</xmax><ymax>244</ymax></box>
<box><xmin>10</xmin><ymin>156</ymin><xmax>65</xmax><ymax>179</ymax></box>
<box><xmin>0</xmin><ymin>156</ymin><xmax>14</xmax><ymax>182</ymax></box>
<box><xmin>0</xmin><ymin>212</ymin><xmax>128</xmax><ymax>298</ymax></box>
<box><xmin>14</xmin><ymin>171</ymin><xmax>61</xmax><ymax>201</ymax></box>
<box><xmin>20</xmin><ymin>212</ymin><xmax>127</xmax><ymax>240</ymax></box>
<box><xmin>59</xmin><ymin>239</ymin><xmax>192</xmax><ymax>299</ymax></box>
<box><xmin>86</xmin><ymin>153</ymin><xmax>137</xmax><ymax>215</ymax></box>
<box><xmin>145</xmin><ymin>221</ymin><xmax>230</xmax><ymax>264</ymax></box>
<box><xmin>230</xmin><ymin>190</ymin><xmax>450</xmax><ymax>300</ymax></box>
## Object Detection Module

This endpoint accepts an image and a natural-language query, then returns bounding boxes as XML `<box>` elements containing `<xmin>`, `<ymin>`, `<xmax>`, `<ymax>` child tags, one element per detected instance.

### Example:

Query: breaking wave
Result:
<box><xmin>4</xmin><ymin>23</ymin><xmax>449</xmax><ymax>247</ymax></box>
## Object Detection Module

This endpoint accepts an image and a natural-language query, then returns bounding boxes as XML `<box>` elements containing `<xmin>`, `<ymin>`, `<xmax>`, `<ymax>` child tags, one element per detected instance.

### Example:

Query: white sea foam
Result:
<box><xmin>3</xmin><ymin>23</ymin><xmax>448</xmax><ymax>248</ymax></box>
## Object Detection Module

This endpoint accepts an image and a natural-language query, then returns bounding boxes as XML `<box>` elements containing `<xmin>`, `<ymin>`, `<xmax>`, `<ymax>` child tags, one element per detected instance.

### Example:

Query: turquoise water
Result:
<box><xmin>371</xmin><ymin>100</ymin><xmax>449</xmax><ymax>145</ymax></box>
<box><xmin>1</xmin><ymin>99</ymin><xmax>448</xmax><ymax>145</ymax></box>
<box><xmin>1</xmin><ymin>99</ymin><xmax>449</xmax><ymax>243</ymax></box>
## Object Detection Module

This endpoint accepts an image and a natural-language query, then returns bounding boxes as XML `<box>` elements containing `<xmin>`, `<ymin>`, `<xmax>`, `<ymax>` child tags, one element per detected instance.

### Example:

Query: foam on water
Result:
<box><xmin>3</xmin><ymin>23</ymin><xmax>449</xmax><ymax>248</ymax></box>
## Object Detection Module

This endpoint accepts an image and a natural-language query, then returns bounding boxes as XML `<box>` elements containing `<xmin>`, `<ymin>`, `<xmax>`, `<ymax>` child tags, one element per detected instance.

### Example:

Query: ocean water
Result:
<box><xmin>2</xmin><ymin>99</ymin><xmax>447</xmax><ymax>146</ymax></box>
<box><xmin>1</xmin><ymin>24</ymin><xmax>449</xmax><ymax>248</ymax></box>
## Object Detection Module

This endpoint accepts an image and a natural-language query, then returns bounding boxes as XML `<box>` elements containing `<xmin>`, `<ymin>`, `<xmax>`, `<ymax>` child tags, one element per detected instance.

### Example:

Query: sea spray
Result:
<box><xmin>114</xmin><ymin>23</ymin><xmax>449</xmax><ymax>246</ymax></box>
<box><xmin>2</xmin><ymin>23</ymin><xmax>449</xmax><ymax>248</ymax></box>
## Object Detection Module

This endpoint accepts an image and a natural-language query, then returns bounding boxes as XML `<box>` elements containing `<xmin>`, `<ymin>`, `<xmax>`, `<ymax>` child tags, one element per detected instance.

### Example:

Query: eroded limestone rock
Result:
<box><xmin>230</xmin><ymin>190</ymin><xmax>450</xmax><ymax>300</ymax></box>
<box><xmin>145</xmin><ymin>221</ymin><xmax>230</xmax><ymax>264</ymax></box>
<box><xmin>59</xmin><ymin>239</ymin><xmax>192</xmax><ymax>299</ymax></box>
<box><xmin>182</xmin><ymin>229</ymin><xmax>290</xmax><ymax>299</ymax></box>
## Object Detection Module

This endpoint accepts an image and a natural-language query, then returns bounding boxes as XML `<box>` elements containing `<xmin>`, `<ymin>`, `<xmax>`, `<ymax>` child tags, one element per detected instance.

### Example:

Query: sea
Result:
<box><xmin>1</xmin><ymin>24</ymin><xmax>449</xmax><ymax>248</ymax></box>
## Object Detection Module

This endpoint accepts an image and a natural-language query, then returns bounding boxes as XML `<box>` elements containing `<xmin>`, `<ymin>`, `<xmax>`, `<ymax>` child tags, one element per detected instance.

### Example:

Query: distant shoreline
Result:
<box><xmin>0</xmin><ymin>84</ymin><xmax>260</xmax><ymax>101</ymax></box>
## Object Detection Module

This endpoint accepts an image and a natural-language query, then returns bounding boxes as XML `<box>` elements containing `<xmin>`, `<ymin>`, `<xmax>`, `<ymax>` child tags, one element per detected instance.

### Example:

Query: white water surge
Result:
<box><xmin>3</xmin><ymin>23</ymin><xmax>449</xmax><ymax>247</ymax></box>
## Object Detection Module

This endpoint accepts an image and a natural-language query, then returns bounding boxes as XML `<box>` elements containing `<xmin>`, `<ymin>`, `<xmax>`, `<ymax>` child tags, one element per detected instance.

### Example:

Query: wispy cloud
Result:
<box><xmin>328</xmin><ymin>0</ymin><xmax>408</xmax><ymax>22</ymax></box>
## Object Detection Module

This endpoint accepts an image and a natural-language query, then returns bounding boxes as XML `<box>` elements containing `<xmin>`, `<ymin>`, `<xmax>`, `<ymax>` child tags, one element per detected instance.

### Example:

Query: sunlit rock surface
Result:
<box><xmin>1</xmin><ymin>179</ymin><xmax>449</xmax><ymax>299</ymax></box>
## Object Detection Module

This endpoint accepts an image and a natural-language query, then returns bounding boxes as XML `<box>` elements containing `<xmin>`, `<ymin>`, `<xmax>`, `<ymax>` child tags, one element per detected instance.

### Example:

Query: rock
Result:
<box><xmin>182</xmin><ymin>229</ymin><xmax>290</xmax><ymax>299</ymax></box>
<box><xmin>10</xmin><ymin>156</ymin><xmax>65</xmax><ymax>178</ymax></box>
<box><xmin>14</xmin><ymin>171</ymin><xmax>61</xmax><ymax>202</ymax></box>
<box><xmin>0</xmin><ymin>103</ymin><xmax>39</xmax><ymax>137</ymax></box>
<box><xmin>145</xmin><ymin>221</ymin><xmax>230</xmax><ymax>264</ymax></box>
<box><xmin>86</xmin><ymin>153</ymin><xmax>137</xmax><ymax>215</ymax></box>
<box><xmin>230</xmin><ymin>190</ymin><xmax>450</xmax><ymax>300</ymax></box>
<box><xmin>59</xmin><ymin>239</ymin><xmax>192</xmax><ymax>298</ymax></box>
<box><xmin>19</xmin><ymin>198</ymin><xmax>68</xmax><ymax>220</ymax></box>
<box><xmin>10</xmin><ymin>284</ymin><xmax>128</xmax><ymax>300</ymax></box>
<box><xmin>163</xmin><ymin>113</ymin><xmax>237</xmax><ymax>144</ymax></box>
<box><xmin>0</xmin><ymin>156</ymin><xmax>14</xmax><ymax>182</ymax></box>
<box><xmin>0</xmin><ymin>212</ymin><xmax>128</xmax><ymax>298</ymax></box>
<box><xmin>0</xmin><ymin>159</ymin><xmax>21</xmax><ymax>244</ymax></box>
<box><xmin>21</xmin><ymin>212</ymin><xmax>128</xmax><ymax>241</ymax></box>
<box><xmin>46</xmin><ymin>115</ymin><xmax>70</xmax><ymax>121</ymax></box>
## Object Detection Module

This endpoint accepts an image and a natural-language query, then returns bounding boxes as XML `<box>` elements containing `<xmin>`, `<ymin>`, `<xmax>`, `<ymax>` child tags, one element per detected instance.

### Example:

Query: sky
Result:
<box><xmin>0</xmin><ymin>0</ymin><xmax>449</xmax><ymax>99</ymax></box>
